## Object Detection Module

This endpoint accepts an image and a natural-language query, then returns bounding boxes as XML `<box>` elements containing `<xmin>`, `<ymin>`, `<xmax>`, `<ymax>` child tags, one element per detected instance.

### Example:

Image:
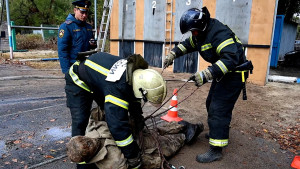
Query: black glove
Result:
<box><xmin>163</xmin><ymin>51</ymin><xmax>176</xmax><ymax>68</ymax></box>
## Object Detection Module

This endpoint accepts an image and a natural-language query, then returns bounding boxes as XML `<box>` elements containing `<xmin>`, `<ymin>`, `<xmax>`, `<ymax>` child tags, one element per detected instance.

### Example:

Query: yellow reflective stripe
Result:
<box><xmin>235</xmin><ymin>70</ymin><xmax>247</xmax><ymax>82</ymax></box>
<box><xmin>105</xmin><ymin>95</ymin><xmax>129</xmax><ymax>110</ymax></box>
<box><xmin>209</xmin><ymin>138</ymin><xmax>228</xmax><ymax>147</ymax></box>
<box><xmin>115</xmin><ymin>134</ymin><xmax>134</xmax><ymax>147</ymax></box>
<box><xmin>216</xmin><ymin>38</ymin><xmax>234</xmax><ymax>55</ymax></box>
<box><xmin>178</xmin><ymin>44</ymin><xmax>187</xmax><ymax>54</ymax></box>
<box><xmin>84</xmin><ymin>60</ymin><xmax>109</xmax><ymax>76</ymax></box>
<box><xmin>201</xmin><ymin>43</ymin><xmax>212</xmax><ymax>51</ymax></box>
<box><xmin>78</xmin><ymin>162</ymin><xmax>86</xmax><ymax>164</ymax></box>
<box><xmin>215</xmin><ymin>60</ymin><xmax>228</xmax><ymax>75</ymax></box>
<box><xmin>235</xmin><ymin>35</ymin><xmax>242</xmax><ymax>44</ymax></box>
<box><xmin>189</xmin><ymin>36</ymin><xmax>195</xmax><ymax>48</ymax></box>
<box><xmin>69</xmin><ymin>61</ymin><xmax>92</xmax><ymax>93</ymax></box>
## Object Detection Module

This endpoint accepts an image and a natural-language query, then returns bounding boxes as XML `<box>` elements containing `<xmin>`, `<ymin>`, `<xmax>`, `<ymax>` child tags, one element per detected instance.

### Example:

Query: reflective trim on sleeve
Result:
<box><xmin>201</xmin><ymin>43</ymin><xmax>212</xmax><ymax>51</ymax></box>
<box><xmin>69</xmin><ymin>61</ymin><xmax>92</xmax><ymax>93</ymax></box>
<box><xmin>235</xmin><ymin>35</ymin><xmax>242</xmax><ymax>44</ymax></box>
<box><xmin>115</xmin><ymin>134</ymin><xmax>134</xmax><ymax>147</ymax></box>
<box><xmin>215</xmin><ymin>60</ymin><xmax>228</xmax><ymax>75</ymax></box>
<box><xmin>105</xmin><ymin>95</ymin><xmax>129</xmax><ymax>110</ymax></box>
<box><xmin>209</xmin><ymin>138</ymin><xmax>228</xmax><ymax>147</ymax></box>
<box><xmin>78</xmin><ymin>162</ymin><xmax>86</xmax><ymax>164</ymax></box>
<box><xmin>189</xmin><ymin>36</ymin><xmax>196</xmax><ymax>48</ymax></box>
<box><xmin>178</xmin><ymin>44</ymin><xmax>187</xmax><ymax>54</ymax></box>
<box><xmin>84</xmin><ymin>60</ymin><xmax>109</xmax><ymax>76</ymax></box>
<box><xmin>216</xmin><ymin>38</ymin><xmax>234</xmax><ymax>55</ymax></box>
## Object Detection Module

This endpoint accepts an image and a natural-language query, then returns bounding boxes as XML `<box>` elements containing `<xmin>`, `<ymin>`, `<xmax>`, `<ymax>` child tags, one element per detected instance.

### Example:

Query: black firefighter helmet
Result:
<box><xmin>180</xmin><ymin>7</ymin><xmax>210</xmax><ymax>34</ymax></box>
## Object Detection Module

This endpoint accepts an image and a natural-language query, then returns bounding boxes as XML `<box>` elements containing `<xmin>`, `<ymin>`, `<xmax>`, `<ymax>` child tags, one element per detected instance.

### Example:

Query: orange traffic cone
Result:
<box><xmin>291</xmin><ymin>156</ymin><xmax>300</xmax><ymax>169</ymax></box>
<box><xmin>161</xmin><ymin>88</ymin><xmax>183</xmax><ymax>122</ymax></box>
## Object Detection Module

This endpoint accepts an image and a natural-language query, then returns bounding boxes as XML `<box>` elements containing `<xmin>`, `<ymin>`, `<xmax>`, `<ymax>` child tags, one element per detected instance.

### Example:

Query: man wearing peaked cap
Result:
<box><xmin>57</xmin><ymin>0</ymin><xmax>96</xmax><ymax>168</ymax></box>
<box><xmin>72</xmin><ymin>0</ymin><xmax>92</xmax><ymax>11</ymax></box>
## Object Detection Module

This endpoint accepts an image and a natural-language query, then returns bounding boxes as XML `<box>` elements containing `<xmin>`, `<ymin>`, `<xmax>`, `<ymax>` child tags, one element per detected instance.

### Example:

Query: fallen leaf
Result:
<box><xmin>21</xmin><ymin>143</ymin><xmax>33</xmax><ymax>148</ymax></box>
<box><xmin>263</xmin><ymin>129</ymin><xmax>268</xmax><ymax>133</ymax></box>
<box><xmin>12</xmin><ymin>159</ymin><xmax>17</xmax><ymax>163</ymax></box>
<box><xmin>44</xmin><ymin>155</ymin><xmax>54</xmax><ymax>159</ymax></box>
<box><xmin>13</xmin><ymin>140</ymin><xmax>21</xmax><ymax>144</ymax></box>
<box><xmin>4</xmin><ymin>162</ymin><xmax>10</xmax><ymax>165</ymax></box>
<box><xmin>50</xmin><ymin>119</ymin><xmax>56</xmax><ymax>122</ymax></box>
<box><xmin>50</xmin><ymin>149</ymin><xmax>57</xmax><ymax>152</ymax></box>
<box><xmin>56</xmin><ymin>140</ymin><xmax>64</xmax><ymax>144</ymax></box>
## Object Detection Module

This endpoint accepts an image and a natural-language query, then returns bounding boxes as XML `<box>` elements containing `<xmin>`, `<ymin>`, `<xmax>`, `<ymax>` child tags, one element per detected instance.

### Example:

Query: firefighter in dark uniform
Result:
<box><xmin>164</xmin><ymin>7</ymin><xmax>252</xmax><ymax>163</ymax></box>
<box><xmin>66</xmin><ymin>52</ymin><xmax>167</xmax><ymax>168</ymax></box>
<box><xmin>58</xmin><ymin>0</ymin><xmax>96</xmax><ymax>74</ymax></box>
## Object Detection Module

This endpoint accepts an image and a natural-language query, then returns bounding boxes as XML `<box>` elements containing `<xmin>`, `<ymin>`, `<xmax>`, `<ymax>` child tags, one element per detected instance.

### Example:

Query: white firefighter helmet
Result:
<box><xmin>132</xmin><ymin>69</ymin><xmax>167</xmax><ymax>104</ymax></box>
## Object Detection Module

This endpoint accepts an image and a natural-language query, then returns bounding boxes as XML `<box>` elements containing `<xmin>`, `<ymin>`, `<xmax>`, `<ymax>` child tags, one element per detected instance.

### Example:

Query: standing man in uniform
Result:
<box><xmin>58</xmin><ymin>1</ymin><xmax>96</xmax><ymax>168</ymax></box>
<box><xmin>58</xmin><ymin>0</ymin><xmax>96</xmax><ymax>74</ymax></box>
<box><xmin>164</xmin><ymin>7</ymin><xmax>252</xmax><ymax>163</ymax></box>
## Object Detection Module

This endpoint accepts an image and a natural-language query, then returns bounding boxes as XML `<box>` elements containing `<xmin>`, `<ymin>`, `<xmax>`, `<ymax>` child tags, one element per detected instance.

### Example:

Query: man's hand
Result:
<box><xmin>89</xmin><ymin>38</ymin><xmax>97</xmax><ymax>47</ymax></box>
<box><xmin>189</xmin><ymin>68</ymin><xmax>213</xmax><ymax>87</ymax></box>
<box><xmin>163</xmin><ymin>51</ymin><xmax>176</xmax><ymax>68</ymax></box>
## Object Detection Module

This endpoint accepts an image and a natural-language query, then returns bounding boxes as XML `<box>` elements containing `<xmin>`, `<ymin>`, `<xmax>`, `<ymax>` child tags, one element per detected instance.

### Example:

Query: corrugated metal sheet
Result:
<box><xmin>144</xmin><ymin>42</ymin><xmax>163</xmax><ymax>67</ymax></box>
<box><xmin>215</xmin><ymin>0</ymin><xmax>252</xmax><ymax>44</ymax></box>
<box><xmin>174</xmin><ymin>0</ymin><xmax>202</xmax><ymax>41</ymax></box>
<box><xmin>119</xmin><ymin>0</ymin><xmax>136</xmax><ymax>39</ymax></box>
<box><xmin>144</xmin><ymin>0</ymin><xmax>165</xmax><ymax>41</ymax></box>
<box><xmin>279</xmin><ymin>22</ymin><xmax>297</xmax><ymax>60</ymax></box>
<box><xmin>119</xmin><ymin>41</ymin><xmax>134</xmax><ymax>58</ymax></box>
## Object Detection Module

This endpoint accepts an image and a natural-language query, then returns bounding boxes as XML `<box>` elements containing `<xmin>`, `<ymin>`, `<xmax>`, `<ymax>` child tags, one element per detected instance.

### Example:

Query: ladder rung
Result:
<box><xmin>165</xmin><ymin>38</ymin><xmax>171</xmax><ymax>41</ymax></box>
<box><xmin>166</xmin><ymin>11</ymin><xmax>172</xmax><ymax>14</ymax></box>
<box><xmin>165</xmin><ymin>29</ymin><xmax>171</xmax><ymax>31</ymax></box>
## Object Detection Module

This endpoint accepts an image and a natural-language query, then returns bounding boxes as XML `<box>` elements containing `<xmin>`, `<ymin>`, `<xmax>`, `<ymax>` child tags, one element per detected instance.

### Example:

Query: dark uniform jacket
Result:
<box><xmin>68</xmin><ymin>52</ymin><xmax>147</xmax><ymax>159</ymax></box>
<box><xmin>172</xmin><ymin>18</ymin><xmax>246</xmax><ymax>78</ymax></box>
<box><xmin>58</xmin><ymin>14</ymin><xmax>94</xmax><ymax>73</ymax></box>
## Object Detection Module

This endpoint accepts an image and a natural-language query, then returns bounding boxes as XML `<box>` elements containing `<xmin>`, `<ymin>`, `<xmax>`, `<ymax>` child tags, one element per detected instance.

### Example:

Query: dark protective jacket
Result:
<box><xmin>171</xmin><ymin>18</ymin><xmax>246</xmax><ymax>79</ymax></box>
<box><xmin>68</xmin><ymin>52</ymin><xmax>148</xmax><ymax>160</ymax></box>
<box><xmin>58</xmin><ymin>14</ymin><xmax>94</xmax><ymax>73</ymax></box>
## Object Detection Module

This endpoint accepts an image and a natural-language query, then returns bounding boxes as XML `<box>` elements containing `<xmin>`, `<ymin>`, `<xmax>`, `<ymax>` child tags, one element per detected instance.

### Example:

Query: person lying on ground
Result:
<box><xmin>66</xmin><ymin>107</ymin><xmax>204</xmax><ymax>169</ymax></box>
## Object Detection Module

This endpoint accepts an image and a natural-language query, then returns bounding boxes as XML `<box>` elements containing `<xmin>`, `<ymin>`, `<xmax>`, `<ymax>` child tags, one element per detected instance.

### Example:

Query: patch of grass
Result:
<box><xmin>16</xmin><ymin>34</ymin><xmax>57</xmax><ymax>50</ymax></box>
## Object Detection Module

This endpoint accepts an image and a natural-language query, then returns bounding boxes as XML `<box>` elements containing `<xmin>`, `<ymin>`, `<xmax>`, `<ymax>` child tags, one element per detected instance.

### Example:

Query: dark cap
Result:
<box><xmin>72</xmin><ymin>0</ymin><xmax>91</xmax><ymax>11</ymax></box>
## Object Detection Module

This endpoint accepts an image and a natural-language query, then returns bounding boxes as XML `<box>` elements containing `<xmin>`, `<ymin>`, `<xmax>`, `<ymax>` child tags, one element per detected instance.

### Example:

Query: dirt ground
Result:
<box><xmin>0</xmin><ymin>51</ymin><xmax>299</xmax><ymax>169</ymax></box>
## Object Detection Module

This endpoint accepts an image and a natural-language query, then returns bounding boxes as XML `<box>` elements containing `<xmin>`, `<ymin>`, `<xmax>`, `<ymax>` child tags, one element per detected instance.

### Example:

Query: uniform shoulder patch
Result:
<box><xmin>59</xmin><ymin>29</ymin><xmax>65</xmax><ymax>38</ymax></box>
<box><xmin>65</xmin><ymin>20</ymin><xmax>73</xmax><ymax>25</ymax></box>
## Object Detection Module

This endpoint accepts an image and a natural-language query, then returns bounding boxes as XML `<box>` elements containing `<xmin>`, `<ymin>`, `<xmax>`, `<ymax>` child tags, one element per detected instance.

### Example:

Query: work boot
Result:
<box><xmin>178</xmin><ymin>120</ymin><xmax>204</xmax><ymax>145</ymax></box>
<box><xmin>196</xmin><ymin>146</ymin><xmax>222</xmax><ymax>163</ymax></box>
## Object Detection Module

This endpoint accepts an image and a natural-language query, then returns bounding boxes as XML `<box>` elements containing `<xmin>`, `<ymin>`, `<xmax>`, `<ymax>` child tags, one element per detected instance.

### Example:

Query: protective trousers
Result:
<box><xmin>206</xmin><ymin>72</ymin><xmax>243</xmax><ymax>147</ymax></box>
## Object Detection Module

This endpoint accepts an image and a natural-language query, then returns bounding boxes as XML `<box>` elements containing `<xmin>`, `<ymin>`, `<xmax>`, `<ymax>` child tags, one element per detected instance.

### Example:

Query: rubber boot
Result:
<box><xmin>178</xmin><ymin>120</ymin><xmax>204</xmax><ymax>145</ymax></box>
<box><xmin>196</xmin><ymin>146</ymin><xmax>222</xmax><ymax>163</ymax></box>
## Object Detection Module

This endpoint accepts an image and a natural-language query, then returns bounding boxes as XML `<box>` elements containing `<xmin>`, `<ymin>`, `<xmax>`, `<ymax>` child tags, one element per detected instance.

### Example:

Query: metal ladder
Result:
<box><xmin>96</xmin><ymin>0</ymin><xmax>114</xmax><ymax>52</ymax></box>
<box><xmin>164</xmin><ymin>0</ymin><xmax>173</xmax><ymax>56</ymax></box>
